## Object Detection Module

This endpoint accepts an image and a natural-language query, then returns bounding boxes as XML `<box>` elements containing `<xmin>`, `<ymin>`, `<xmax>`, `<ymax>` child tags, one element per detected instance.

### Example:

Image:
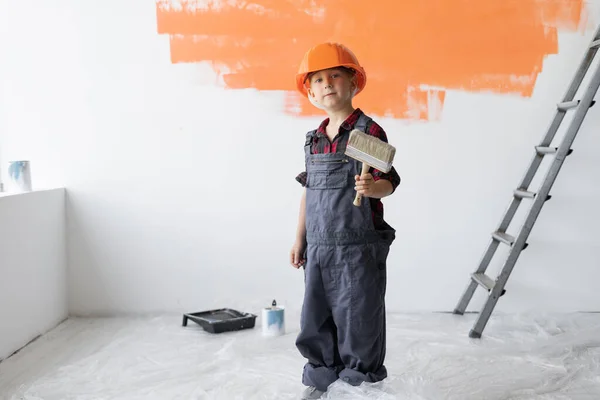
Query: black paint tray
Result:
<box><xmin>182</xmin><ymin>308</ymin><xmax>257</xmax><ymax>334</ymax></box>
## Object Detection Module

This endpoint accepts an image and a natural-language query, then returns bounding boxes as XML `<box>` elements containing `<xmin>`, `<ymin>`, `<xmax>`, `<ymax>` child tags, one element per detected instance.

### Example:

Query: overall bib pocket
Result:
<box><xmin>307</xmin><ymin>170</ymin><xmax>348</xmax><ymax>190</ymax></box>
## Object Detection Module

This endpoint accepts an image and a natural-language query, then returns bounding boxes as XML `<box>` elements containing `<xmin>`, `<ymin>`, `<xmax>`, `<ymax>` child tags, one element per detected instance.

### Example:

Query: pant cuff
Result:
<box><xmin>302</xmin><ymin>363</ymin><xmax>342</xmax><ymax>391</ymax></box>
<box><xmin>338</xmin><ymin>366</ymin><xmax>388</xmax><ymax>386</ymax></box>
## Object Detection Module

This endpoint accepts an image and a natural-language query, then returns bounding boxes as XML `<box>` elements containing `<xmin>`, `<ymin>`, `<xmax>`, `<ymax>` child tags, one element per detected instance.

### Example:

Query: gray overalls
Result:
<box><xmin>295</xmin><ymin>114</ymin><xmax>395</xmax><ymax>391</ymax></box>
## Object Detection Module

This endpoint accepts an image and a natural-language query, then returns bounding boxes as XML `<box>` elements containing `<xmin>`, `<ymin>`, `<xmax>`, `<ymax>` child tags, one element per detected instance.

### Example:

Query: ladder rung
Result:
<box><xmin>471</xmin><ymin>273</ymin><xmax>494</xmax><ymax>291</ymax></box>
<box><xmin>492</xmin><ymin>231</ymin><xmax>514</xmax><ymax>246</ymax></box>
<box><xmin>536</xmin><ymin>147</ymin><xmax>574</xmax><ymax>156</ymax></box>
<box><xmin>557</xmin><ymin>100</ymin><xmax>579</xmax><ymax>111</ymax></box>
<box><xmin>557</xmin><ymin>99</ymin><xmax>596</xmax><ymax>111</ymax></box>
<box><xmin>514</xmin><ymin>189</ymin><xmax>535</xmax><ymax>199</ymax></box>
<box><xmin>471</xmin><ymin>273</ymin><xmax>507</xmax><ymax>296</ymax></box>
<box><xmin>492</xmin><ymin>231</ymin><xmax>530</xmax><ymax>250</ymax></box>
<box><xmin>590</xmin><ymin>39</ymin><xmax>600</xmax><ymax>48</ymax></box>
<box><xmin>536</xmin><ymin>146</ymin><xmax>557</xmax><ymax>155</ymax></box>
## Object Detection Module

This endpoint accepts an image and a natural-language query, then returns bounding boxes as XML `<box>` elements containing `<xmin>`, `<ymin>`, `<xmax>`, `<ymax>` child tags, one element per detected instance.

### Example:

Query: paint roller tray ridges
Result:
<box><xmin>182</xmin><ymin>308</ymin><xmax>257</xmax><ymax>334</ymax></box>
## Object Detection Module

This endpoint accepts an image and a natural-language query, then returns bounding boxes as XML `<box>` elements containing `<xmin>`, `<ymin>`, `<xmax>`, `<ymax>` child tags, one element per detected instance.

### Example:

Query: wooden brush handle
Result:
<box><xmin>353</xmin><ymin>162</ymin><xmax>371</xmax><ymax>207</ymax></box>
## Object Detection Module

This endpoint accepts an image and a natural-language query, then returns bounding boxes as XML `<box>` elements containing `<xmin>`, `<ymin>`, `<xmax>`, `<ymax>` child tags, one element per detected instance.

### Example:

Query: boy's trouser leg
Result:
<box><xmin>328</xmin><ymin>242</ymin><xmax>389</xmax><ymax>386</ymax></box>
<box><xmin>295</xmin><ymin>244</ymin><xmax>343</xmax><ymax>392</ymax></box>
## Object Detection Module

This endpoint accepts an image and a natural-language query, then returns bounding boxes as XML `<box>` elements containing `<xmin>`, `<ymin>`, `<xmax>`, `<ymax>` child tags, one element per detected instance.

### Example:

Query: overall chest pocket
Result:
<box><xmin>307</xmin><ymin>170</ymin><xmax>348</xmax><ymax>190</ymax></box>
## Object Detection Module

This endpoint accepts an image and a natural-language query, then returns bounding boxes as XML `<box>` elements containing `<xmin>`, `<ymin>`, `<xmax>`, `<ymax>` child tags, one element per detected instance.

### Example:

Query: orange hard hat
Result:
<box><xmin>295</xmin><ymin>42</ymin><xmax>367</xmax><ymax>98</ymax></box>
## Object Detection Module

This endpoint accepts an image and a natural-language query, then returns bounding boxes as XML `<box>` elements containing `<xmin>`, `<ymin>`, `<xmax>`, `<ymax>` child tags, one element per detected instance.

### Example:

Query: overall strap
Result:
<box><xmin>304</xmin><ymin>129</ymin><xmax>317</xmax><ymax>156</ymax></box>
<box><xmin>336</xmin><ymin>112</ymin><xmax>373</xmax><ymax>154</ymax></box>
<box><xmin>354</xmin><ymin>112</ymin><xmax>373</xmax><ymax>133</ymax></box>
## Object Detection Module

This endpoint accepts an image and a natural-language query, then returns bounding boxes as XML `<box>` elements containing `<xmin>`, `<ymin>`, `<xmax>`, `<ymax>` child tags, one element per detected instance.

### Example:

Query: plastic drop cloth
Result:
<box><xmin>1</xmin><ymin>312</ymin><xmax>599</xmax><ymax>399</ymax></box>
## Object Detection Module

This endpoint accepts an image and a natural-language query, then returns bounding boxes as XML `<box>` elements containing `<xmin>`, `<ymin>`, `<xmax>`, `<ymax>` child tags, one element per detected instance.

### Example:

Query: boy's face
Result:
<box><xmin>307</xmin><ymin>68</ymin><xmax>357</xmax><ymax>111</ymax></box>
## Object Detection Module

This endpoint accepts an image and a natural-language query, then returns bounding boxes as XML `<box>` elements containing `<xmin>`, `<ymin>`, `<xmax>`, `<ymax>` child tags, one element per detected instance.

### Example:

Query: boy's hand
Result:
<box><xmin>355</xmin><ymin>173</ymin><xmax>375</xmax><ymax>197</ymax></box>
<box><xmin>290</xmin><ymin>241</ymin><xmax>306</xmax><ymax>269</ymax></box>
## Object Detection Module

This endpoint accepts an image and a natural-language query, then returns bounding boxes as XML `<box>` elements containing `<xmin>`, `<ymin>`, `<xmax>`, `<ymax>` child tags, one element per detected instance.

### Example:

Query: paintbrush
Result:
<box><xmin>345</xmin><ymin>129</ymin><xmax>396</xmax><ymax>207</ymax></box>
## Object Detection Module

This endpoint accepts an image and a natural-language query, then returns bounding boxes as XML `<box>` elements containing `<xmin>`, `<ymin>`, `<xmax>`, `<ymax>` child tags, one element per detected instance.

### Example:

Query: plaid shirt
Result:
<box><xmin>296</xmin><ymin>108</ymin><xmax>400</xmax><ymax>231</ymax></box>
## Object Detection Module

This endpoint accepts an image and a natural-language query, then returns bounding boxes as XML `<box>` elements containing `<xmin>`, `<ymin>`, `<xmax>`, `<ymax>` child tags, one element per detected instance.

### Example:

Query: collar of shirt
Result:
<box><xmin>315</xmin><ymin>108</ymin><xmax>364</xmax><ymax>140</ymax></box>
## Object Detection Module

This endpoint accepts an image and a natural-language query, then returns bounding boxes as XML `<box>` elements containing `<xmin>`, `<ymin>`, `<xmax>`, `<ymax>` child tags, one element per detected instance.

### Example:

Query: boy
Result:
<box><xmin>290</xmin><ymin>42</ymin><xmax>401</xmax><ymax>399</ymax></box>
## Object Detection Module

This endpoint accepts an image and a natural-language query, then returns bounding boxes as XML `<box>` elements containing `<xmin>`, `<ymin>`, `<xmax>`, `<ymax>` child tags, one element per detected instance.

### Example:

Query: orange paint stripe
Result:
<box><xmin>156</xmin><ymin>0</ymin><xmax>586</xmax><ymax>120</ymax></box>
<box><xmin>156</xmin><ymin>1</ymin><xmax>320</xmax><ymax>37</ymax></box>
<box><xmin>167</xmin><ymin>35</ymin><xmax>315</xmax><ymax>91</ymax></box>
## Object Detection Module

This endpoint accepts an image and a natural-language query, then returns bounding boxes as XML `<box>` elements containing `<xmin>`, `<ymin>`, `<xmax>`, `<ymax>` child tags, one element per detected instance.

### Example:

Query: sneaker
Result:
<box><xmin>300</xmin><ymin>386</ymin><xmax>325</xmax><ymax>399</ymax></box>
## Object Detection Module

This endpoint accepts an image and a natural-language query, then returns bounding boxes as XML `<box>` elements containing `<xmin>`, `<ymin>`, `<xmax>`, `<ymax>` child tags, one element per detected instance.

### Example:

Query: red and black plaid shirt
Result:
<box><xmin>296</xmin><ymin>108</ymin><xmax>400</xmax><ymax>231</ymax></box>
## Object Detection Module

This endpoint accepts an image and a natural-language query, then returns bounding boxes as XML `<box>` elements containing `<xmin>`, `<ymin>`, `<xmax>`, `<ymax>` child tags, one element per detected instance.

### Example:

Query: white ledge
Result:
<box><xmin>0</xmin><ymin>188</ymin><xmax>65</xmax><ymax>199</ymax></box>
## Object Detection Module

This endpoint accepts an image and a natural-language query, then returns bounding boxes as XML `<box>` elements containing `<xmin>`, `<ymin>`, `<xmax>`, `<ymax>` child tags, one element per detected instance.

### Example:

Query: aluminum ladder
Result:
<box><xmin>453</xmin><ymin>24</ymin><xmax>600</xmax><ymax>339</ymax></box>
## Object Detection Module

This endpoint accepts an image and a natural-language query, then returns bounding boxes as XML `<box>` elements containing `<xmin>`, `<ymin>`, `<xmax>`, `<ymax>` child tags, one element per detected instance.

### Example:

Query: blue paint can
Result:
<box><xmin>7</xmin><ymin>161</ymin><xmax>32</xmax><ymax>192</ymax></box>
<box><xmin>262</xmin><ymin>299</ymin><xmax>285</xmax><ymax>336</ymax></box>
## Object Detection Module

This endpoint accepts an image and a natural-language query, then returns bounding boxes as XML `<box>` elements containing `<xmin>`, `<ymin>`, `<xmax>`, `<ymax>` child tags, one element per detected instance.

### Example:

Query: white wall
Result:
<box><xmin>1</xmin><ymin>0</ymin><xmax>599</xmax><ymax>317</ymax></box>
<box><xmin>0</xmin><ymin>189</ymin><xmax>67</xmax><ymax>361</ymax></box>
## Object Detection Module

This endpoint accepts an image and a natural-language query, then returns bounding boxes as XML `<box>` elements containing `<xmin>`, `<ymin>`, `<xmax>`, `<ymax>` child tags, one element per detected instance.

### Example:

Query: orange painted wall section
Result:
<box><xmin>156</xmin><ymin>0</ymin><xmax>586</xmax><ymax>121</ymax></box>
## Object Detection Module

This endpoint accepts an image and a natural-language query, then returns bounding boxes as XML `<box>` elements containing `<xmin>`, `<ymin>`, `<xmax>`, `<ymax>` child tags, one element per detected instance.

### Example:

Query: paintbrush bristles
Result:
<box><xmin>346</xmin><ymin>129</ymin><xmax>396</xmax><ymax>173</ymax></box>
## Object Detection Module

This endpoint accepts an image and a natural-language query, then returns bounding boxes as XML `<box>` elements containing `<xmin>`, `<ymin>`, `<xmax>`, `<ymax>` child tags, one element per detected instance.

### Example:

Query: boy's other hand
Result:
<box><xmin>354</xmin><ymin>173</ymin><xmax>375</xmax><ymax>197</ymax></box>
<box><xmin>290</xmin><ymin>241</ymin><xmax>306</xmax><ymax>269</ymax></box>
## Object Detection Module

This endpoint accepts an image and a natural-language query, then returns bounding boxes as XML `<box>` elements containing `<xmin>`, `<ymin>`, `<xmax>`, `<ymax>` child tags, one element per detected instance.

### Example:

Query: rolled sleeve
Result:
<box><xmin>372</xmin><ymin>166</ymin><xmax>401</xmax><ymax>193</ymax></box>
<box><xmin>296</xmin><ymin>171</ymin><xmax>307</xmax><ymax>187</ymax></box>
